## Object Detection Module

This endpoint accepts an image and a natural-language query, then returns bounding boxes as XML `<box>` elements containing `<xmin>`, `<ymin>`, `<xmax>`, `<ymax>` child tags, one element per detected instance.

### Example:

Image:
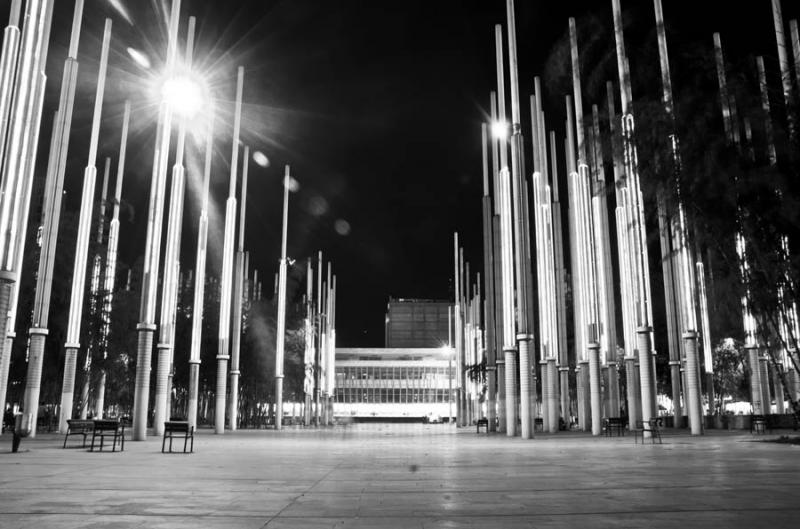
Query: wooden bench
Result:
<box><xmin>603</xmin><ymin>417</ymin><xmax>625</xmax><ymax>437</ymax></box>
<box><xmin>633</xmin><ymin>417</ymin><xmax>662</xmax><ymax>444</ymax></box>
<box><xmin>163</xmin><ymin>421</ymin><xmax>194</xmax><ymax>453</ymax></box>
<box><xmin>750</xmin><ymin>414</ymin><xmax>769</xmax><ymax>434</ymax></box>
<box><xmin>63</xmin><ymin>419</ymin><xmax>94</xmax><ymax>448</ymax></box>
<box><xmin>90</xmin><ymin>419</ymin><xmax>125</xmax><ymax>452</ymax></box>
<box><xmin>476</xmin><ymin>418</ymin><xmax>489</xmax><ymax>433</ymax></box>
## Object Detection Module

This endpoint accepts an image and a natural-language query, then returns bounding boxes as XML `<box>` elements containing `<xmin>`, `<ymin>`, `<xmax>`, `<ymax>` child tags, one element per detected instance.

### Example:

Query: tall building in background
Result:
<box><xmin>384</xmin><ymin>298</ymin><xmax>450</xmax><ymax>348</ymax></box>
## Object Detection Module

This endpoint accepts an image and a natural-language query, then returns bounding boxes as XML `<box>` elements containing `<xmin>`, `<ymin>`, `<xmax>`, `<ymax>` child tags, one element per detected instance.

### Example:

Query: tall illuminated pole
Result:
<box><xmin>590</xmin><ymin>104</ymin><xmax>618</xmax><ymax>420</ymax></box>
<box><xmin>274</xmin><ymin>165</ymin><xmax>291</xmax><ymax>429</ymax></box>
<box><xmin>215</xmin><ymin>66</ymin><xmax>244</xmax><ymax>433</ymax></box>
<box><xmin>228</xmin><ymin>144</ymin><xmax>250</xmax><ymax>431</ymax></box>
<box><xmin>481</xmin><ymin>123</ymin><xmax>497</xmax><ymax>431</ymax></box>
<box><xmin>303</xmin><ymin>259</ymin><xmax>313</xmax><ymax>425</ymax></box>
<box><xmin>569</xmin><ymin>18</ymin><xmax>601</xmax><ymax>435</ymax></box>
<box><xmin>0</xmin><ymin>0</ymin><xmax>52</xmax><ymax>422</ymax></box>
<box><xmin>59</xmin><ymin>19</ymin><xmax>111</xmax><ymax>434</ymax></box>
<box><xmin>79</xmin><ymin>157</ymin><xmax>110</xmax><ymax>420</ymax></box>
<box><xmin>531</xmin><ymin>83</ymin><xmax>560</xmax><ymax>433</ymax></box>
<box><xmin>6</xmin><ymin>0</ymin><xmax>61</xmax><ymax>428</ymax></box>
<box><xmin>95</xmin><ymin>101</ymin><xmax>130</xmax><ymax>419</ymax></box>
<box><xmin>187</xmin><ymin>111</ymin><xmax>214</xmax><ymax>430</ymax></box>
<box><xmin>327</xmin><ymin>274</ymin><xmax>337</xmax><ymax>423</ymax></box>
<box><xmin>132</xmin><ymin>0</ymin><xmax>182</xmax><ymax>441</ymax></box>
<box><xmin>653</xmin><ymin>0</ymin><xmax>703</xmax><ymax>433</ymax></box>
<box><xmin>606</xmin><ymin>82</ymin><xmax>640</xmax><ymax>427</ymax></box>
<box><xmin>314</xmin><ymin>251</ymin><xmax>322</xmax><ymax>425</ymax></box>
<box><xmin>0</xmin><ymin>1</ymin><xmax>22</xmax><ymax>168</ymax></box>
<box><xmin>452</xmin><ymin>233</ymin><xmax>462</xmax><ymax>426</ymax></box>
<box><xmin>505</xmin><ymin>0</ymin><xmax>534</xmax><ymax>439</ymax></box>
<box><xmin>611</xmin><ymin>0</ymin><xmax>657</xmax><ymax>431</ymax></box>
<box><xmin>153</xmin><ymin>17</ymin><xmax>196</xmax><ymax>435</ymax></box>
<box><xmin>493</xmin><ymin>24</ymin><xmax>517</xmax><ymax>437</ymax></box>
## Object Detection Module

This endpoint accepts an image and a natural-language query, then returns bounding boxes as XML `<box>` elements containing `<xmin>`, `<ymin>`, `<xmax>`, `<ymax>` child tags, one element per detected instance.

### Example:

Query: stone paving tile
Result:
<box><xmin>1</xmin><ymin>425</ymin><xmax>799</xmax><ymax>529</ymax></box>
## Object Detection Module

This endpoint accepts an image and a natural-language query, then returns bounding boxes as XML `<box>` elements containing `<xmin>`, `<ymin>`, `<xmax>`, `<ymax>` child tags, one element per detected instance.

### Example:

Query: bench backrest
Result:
<box><xmin>93</xmin><ymin>420</ymin><xmax>121</xmax><ymax>431</ymax></box>
<box><xmin>67</xmin><ymin>419</ymin><xmax>94</xmax><ymax>430</ymax></box>
<box><xmin>164</xmin><ymin>421</ymin><xmax>190</xmax><ymax>432</ymax></box>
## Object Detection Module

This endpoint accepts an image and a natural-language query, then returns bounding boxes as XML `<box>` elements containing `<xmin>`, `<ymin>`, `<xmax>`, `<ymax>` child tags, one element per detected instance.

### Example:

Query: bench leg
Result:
<box><xmin>183</xmin><ymin>433</ymin><xmax>188</xmax><ymax>453</ymax></box>
<box><xmin>190</xmin><ymin>432</ymin><xmax>193</xmax><ymax>453</ymax></box>
<box><xmin>162</xmin><ymin>433</ymin><xmax>167</xmax><ymax>453</ymax></box>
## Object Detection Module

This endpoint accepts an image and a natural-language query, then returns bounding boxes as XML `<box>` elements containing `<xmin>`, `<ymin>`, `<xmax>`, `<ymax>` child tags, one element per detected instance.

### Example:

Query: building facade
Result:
<box><xmin>334</xmin><ymin>348</ymin><xmax>456</xmax><ymax>419</ymax></box>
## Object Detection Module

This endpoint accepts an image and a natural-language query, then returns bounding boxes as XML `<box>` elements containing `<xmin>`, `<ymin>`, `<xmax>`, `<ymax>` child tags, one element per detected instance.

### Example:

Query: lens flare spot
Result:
<box><xmin>285</xmin><ymin>176</ymin><xmax>300</xmax><ymax>193</ymax></box>
<box><xmin>253</xmin><ymin>150</ymin><xmax>269</xmax><ymax>167</ymax></box>
<box><xmin>309</xmin><ymin>196</ymin><xmax>329</xmax><ymax>217</ymax></box>
<box><xmin>127</xmin><ymin>47</ymin><xmax>151</xmax><ymax>69</ymax></box>
<box><xmin>334</xmin><ymin>219</ymin><xmax>351</xmax><ymax>236</ymax></box>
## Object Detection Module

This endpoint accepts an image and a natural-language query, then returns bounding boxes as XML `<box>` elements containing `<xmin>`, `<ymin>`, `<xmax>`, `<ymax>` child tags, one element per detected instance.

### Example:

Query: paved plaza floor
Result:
<box><xmin>0</xmin><ymin>423</ymin><xmax>798</xmax><ymax>528</ymax></box>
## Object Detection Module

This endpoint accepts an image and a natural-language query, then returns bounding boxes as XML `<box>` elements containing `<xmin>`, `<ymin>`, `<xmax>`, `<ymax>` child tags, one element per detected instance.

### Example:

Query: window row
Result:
<box><xmin>334</xmin><ymin>387</ymin><xmax>453</xmax><ymax>404</ymax></box>
<box><xmin>336</xmin><ymin>366</ymin><xmax>453</xmax><ymax>381</ymax></box>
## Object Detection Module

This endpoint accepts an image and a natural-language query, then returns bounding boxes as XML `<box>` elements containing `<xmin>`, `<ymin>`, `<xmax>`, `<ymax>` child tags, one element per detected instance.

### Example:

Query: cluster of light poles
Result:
<box><xmin>0</xmin><ymin>0</ymin><xmax>343</xmax><ymax>440</ymax></box>
<box><xmin>452</xmin><ymin>0</ymin><xmax>800</xmax><ymax>438</ymax></box>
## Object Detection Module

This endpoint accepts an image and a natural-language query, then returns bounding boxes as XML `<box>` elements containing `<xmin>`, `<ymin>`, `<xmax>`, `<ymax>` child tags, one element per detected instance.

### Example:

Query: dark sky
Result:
<box><xmin>39</xmin><ymin>1</ymin><xmax>799</xmax><ymax>347</ymax></box>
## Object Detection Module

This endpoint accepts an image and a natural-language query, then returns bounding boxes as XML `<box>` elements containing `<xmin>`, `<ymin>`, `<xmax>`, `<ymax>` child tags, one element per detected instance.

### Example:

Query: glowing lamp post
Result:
<box><xmin>153</xmin><ymin>17</ymin><xmax>198</xmax><ymax>437</ymax></box>
<box><xmin>132</xmin><ymin>0</ymin><xmax>182</xmax><ymax>441</ymax></box>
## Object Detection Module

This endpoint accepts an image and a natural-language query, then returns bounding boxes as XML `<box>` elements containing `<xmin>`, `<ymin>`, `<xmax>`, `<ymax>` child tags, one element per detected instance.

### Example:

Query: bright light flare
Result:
<box><xmin>107</xmin><ymin>0</ymin><xmax>133</xmax><ymax>25</ymax></box>
<box><xmin>253</xmin><ymin>150</ymin><xmax>269</xmax><ymax>167</ymax></box>
<box><xmin>491</xmin><ymin>120</ymin><xmax>509</xmax><ymax>140</ymax></box>
<box><xmin>161</xmin><ymin>75</ymin><xmax>205</xmax><ymax>118</ymax></box>
<box><xmin>127</xmin><ymin>47</ymin><xmax>151</xmax><ymax>69</ymax></box>
<box><xmin>285</xmin><ymin>176</ymin><xmax>300</xmax><ymax>193</ymax></box>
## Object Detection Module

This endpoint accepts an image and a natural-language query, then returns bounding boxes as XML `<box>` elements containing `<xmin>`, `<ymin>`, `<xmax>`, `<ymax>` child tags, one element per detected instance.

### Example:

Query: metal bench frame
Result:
<box><xmin>633</xmin><ymin>418</ymin><xmax>663</xmax><ymax>444</ymax></box>
<box><xmin>476</xmin><ymin>418</ymin><xmax>489</xmax><ymax>434</ymax></box>
<box><xmin>63</xmin><ymin>419</ymin><xmax>94</xmax><ymax>448</ymax></box>
<box><xmin>162</xmin><ymin>421</ymin><xmax>194</xmax><ymax>453</ymax></box>
<box><xmin>90</xmin><ymin>420</ymin><xmax>125</xmax><ymax>452</ymax></box>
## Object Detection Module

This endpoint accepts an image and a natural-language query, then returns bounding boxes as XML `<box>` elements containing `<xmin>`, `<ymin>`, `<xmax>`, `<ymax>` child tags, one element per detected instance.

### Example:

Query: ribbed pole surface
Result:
<box><xmin>133</xmin><ymin>0</ymin><xmax>182</xmax><ymax>441</ymax></box>
<box><xmin>0</xmin><ymin>280</ymin><xmax>12</xmax><ymax>420</ymax></box>
<box><xmin>504</xmin><ymin>349</ymin><xmax>517</xmax><ymax>436</ymax></box>
<box><xmin>637</xmin><ymin>328</ymin><xmax>655</xmax><ymax>436</ymax></box>
<box><xmin>625</xmin><ymin>356</ymin><xmax>639</xmax><ymax>429</ymax></box>
<box><xmin>759</xmin><ymin>355</ymin><xmax>771</xmax><ymax>415</ymax></box>
<box><xmin>547</xmin><ymin>360</ymin><xmax>558</xmax><ymax>432</ymax></box>
<box><xmin>683</xmin><ymin>331</ymin><xmax>702</xmax><ymax>434</ymax></box>
<box><xmin>589</xmin><ymin>343</ymin><xmax>601</xmax><ymax>435</ymax></box>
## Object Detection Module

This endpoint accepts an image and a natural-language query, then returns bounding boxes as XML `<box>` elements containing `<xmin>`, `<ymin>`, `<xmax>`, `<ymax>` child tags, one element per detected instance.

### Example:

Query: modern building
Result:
<box><xmin>384</xmin><ymin>298</ymin><xmax>450</xmax><ymax>348</ymax></box>
<box><xmin>334</xmin><ymin>348</ymin><xmax>456</xmax><ymax>420</ymax></box>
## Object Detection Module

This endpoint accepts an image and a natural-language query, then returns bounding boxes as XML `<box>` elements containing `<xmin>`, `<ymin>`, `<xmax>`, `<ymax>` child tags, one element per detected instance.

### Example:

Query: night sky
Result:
<box><xmin>37</xmin><ymin>1</ymin><xmax>800</xmax><ymax>348</ymax></box>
